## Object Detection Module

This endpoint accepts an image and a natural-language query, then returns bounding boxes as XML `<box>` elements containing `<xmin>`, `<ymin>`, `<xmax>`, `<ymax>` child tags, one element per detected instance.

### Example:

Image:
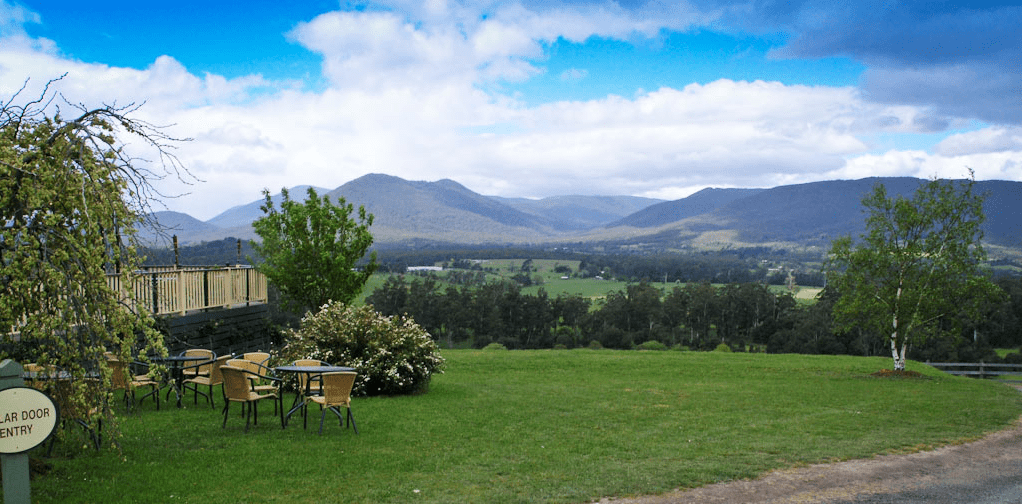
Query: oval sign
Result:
<box><xmin>0</xmin><ymin>387</ymin><xmax>60</xmax><ymax>454</ymax></box>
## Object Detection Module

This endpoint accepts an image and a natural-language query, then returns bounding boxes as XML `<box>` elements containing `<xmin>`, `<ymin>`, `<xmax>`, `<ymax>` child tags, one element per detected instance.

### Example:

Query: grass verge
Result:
<box><xmin>26</xmin><ymin>350</ymin><xmax>1022</xmax><ymax>503</ymax></box>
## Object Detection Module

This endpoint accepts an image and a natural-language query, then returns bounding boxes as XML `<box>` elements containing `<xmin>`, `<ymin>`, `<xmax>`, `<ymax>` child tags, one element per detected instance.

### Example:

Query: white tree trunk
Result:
<box><xmin>895</xmin><ymin>342</ymin><xmax>907</xmax><ymax>371</ymax></box>
<box><xmin>891</xmin><ymin>312</ymin><xmax>902</xmax><ymax>370</ymax></box>
<box><xmin>891</xmin><ymin>284</ymin><xmax>906</xmax><ymax>371</ymax></box>
<box><xmin>890</xmin><ymin>331</ymin><xmax>905</xmax><ymax>370</ymax></box>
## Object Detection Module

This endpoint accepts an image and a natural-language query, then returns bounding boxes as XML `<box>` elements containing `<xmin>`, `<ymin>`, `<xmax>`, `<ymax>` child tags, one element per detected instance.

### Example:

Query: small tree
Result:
<box><xmin>250</xmin><ymin>187</ymin><xmax>378</xmax><ymax>314</ymax></box>
<box><xmin>2</xmin><ymin>78</ymin><xmax>184</xmax><ymax>443</ymax></box>
<box><xmin>827</xmin><ymin>175</ymin><xmax>1003</xmax><ymax>371</ymax></box>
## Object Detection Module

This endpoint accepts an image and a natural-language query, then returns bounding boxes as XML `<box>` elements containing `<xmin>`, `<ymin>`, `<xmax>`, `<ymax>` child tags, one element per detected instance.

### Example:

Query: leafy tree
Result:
<box><xmin>827</xmin><ymin>175</ymin><xmax>1003</xmax><ymax>370</ymax></box>
<box><xmin>250</xmin><ymin>187</ymin><xmax>378</xmax><ymax>314</ymax></box>
<box><xmin>1</xmin><ymin>78</ymin><xmax>185</xmax><ymax>443</ymax></box>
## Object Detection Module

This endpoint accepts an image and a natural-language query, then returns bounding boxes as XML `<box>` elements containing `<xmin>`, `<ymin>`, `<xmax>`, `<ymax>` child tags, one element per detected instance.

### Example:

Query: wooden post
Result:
<box><xmin>0</xmin><ymin>360</ymin><xmax>30</xmax><ymax>504</ymax></box>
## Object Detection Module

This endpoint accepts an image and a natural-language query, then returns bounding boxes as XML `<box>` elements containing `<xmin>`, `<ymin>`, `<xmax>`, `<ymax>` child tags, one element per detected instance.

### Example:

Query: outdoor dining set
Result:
<box><xmin>22</xmin><ymin>349</ymin><xmax>359</xmax><ymax>444</ymax></box>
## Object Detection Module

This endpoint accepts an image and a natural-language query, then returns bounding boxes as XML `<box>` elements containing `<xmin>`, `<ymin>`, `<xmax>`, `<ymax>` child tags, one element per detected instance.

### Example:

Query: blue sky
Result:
<box><xmin>2</xmin><ymin>1</ymin><xmax>1020</xmax><ymax>220</ymax></box>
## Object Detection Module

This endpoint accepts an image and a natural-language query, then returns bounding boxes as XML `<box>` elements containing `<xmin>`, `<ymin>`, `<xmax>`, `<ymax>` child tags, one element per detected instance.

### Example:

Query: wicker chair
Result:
<box><xmin>179</xmin><ymin>349</ymin><xmax>215</xmax><ymax>379</ymax></box>
<box><xmin>106</xmin><ymin>356</ymin><xmax>161</xmax><ymax>411</ymax></box>
<box><xmin>220</xmin><ymin>366</ymin><xmax>283</xmax><ymax>432</ymax></box>
<box><xmin>226</xmin><ymin>358</ymin><xmax>279</xmax><ymax>402</ymax></box>
<box><xmin>305</xmin><ymin>371</ymin><xmax>358</xmax><ymax>434</ymax></box>
<box><xmin>293</xmin><ymin>359</ymin><xmax>332</xmax><ymax>397</ymax></box>
<box><xmin>183</xmin><ymin>354</ymin><xmax>233</xmax><ymax>408</ymax></box>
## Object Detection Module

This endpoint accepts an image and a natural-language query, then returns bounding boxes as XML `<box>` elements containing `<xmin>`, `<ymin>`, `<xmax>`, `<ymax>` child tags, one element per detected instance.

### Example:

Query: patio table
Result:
<box><xmin>150</xmin><ymin>355</ymin><xmax>214</xmax><ymax>408</ymax></box>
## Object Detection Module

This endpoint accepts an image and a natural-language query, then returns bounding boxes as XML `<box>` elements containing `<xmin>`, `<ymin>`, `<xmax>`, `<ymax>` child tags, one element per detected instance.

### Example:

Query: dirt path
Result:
<box><xmin>601</xmin><ymin>416</ymin><xmax>1022</xmax><ymax>504</ymax></box>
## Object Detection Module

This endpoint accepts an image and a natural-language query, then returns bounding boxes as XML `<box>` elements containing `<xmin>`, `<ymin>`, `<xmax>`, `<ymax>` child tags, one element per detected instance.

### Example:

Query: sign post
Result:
<box><xmin>0</xmin><ymin>360</ymin><xmax>60</xmax><ymax>504</ymax></box>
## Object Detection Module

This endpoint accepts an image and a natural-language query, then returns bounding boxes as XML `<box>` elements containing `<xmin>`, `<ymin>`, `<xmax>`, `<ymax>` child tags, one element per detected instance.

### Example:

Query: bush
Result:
<box><xmin>281</xmin><ymin>302</ymin><xmax>445</xmax><ymax>396</ymax></box>
<box><xmin>482</xmin><ymin>342</ymin><xmax>508</xmax><ymax>351</ymax></box>
<box><xmin>586</xmin><ymin>340</ymin><xmax>603</xmax><ymax>350</ymax></box>
<box><xmin>713</xmin><ymin>342</ymin><xmax>732</xmax><ymax>353</ymax></box>
<box><xmin>636</xmin><ymin>340</ymin><xmax>668</xmax><ymax>351</ymax></box>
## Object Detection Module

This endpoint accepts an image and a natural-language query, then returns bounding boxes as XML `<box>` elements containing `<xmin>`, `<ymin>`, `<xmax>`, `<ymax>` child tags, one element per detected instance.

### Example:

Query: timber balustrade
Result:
<box><xmin>107</xmin><ymin>265</ymin><xmax>268</xmax><ymax>317</ymax></box>
<box><xmin>928</xmin><ymin>362</ymin><xmax>1022</xmax><ymax>383</ymax></box>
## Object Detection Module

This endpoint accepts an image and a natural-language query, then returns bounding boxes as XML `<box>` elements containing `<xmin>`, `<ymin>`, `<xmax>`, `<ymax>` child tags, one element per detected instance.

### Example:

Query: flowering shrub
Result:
<box><xmin>281</xmin><ymin>302</ymin><xmax>444</xmax><ymax>396</ymax></box>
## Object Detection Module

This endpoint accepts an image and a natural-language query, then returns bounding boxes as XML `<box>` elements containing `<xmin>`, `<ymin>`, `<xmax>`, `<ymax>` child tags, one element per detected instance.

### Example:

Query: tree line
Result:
<box><xmin>365</xmin><ymin>273</ymin><xmax>1022</xmax><ymax>363</ymax></box>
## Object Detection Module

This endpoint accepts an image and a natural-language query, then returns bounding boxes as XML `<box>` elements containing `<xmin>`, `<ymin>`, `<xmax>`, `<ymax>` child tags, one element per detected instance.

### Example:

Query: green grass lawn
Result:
<box><xmin>28</xmin><ymin>350</ymin><xmax>1022</xmax><ymax>503</ymax></box>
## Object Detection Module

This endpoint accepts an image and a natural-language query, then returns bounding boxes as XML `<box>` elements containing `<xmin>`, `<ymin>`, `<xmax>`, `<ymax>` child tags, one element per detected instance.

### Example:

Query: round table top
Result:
<box><xmin>149</xmin><ymin>355</ymin><xmax>213</xmax><ymax>363</ymax></box>
<box><xmin>274</xmin><ymin>365</ymin><xmax>354</xmax><ymax>374</ymax></box>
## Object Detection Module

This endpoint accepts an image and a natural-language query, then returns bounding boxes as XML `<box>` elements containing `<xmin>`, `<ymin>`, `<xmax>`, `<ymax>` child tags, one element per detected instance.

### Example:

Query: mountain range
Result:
<box><xmin>140</xmin><ymin>173</ymin><xmax>1022</xmax><ymax>258</ymax></box>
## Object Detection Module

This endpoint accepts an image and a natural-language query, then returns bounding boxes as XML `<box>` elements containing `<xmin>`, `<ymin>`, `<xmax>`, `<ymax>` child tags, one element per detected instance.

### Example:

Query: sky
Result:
<box><xmin>1</xmin><ymin>0</ymin><xmax>1021</xmax><ymax>220</ymax></box>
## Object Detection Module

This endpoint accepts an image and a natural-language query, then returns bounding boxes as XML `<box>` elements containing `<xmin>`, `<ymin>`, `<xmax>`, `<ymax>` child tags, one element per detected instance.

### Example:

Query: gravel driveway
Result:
<box><xmin>602</xmin><ymin>416</ymin><xmax>1022</xmax><ymax>504</ymax></box>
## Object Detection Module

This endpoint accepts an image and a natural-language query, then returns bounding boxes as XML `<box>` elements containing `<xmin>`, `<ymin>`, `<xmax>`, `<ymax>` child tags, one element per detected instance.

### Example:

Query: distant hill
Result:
<box><xmin>136</xmin><ymin>174</ymin><xmax>1022</xmax><ymax>259</ymax></box>
<box><xmin>206</xmin><ymin>185</ymin><xmax>329</xmax><ymax>228</ymax></box>
<box><xmin>592</xmin><ymin>177</ymin><xmax>1022</xmax><ymax>254</ymax></box>
<box><xmin>496</xmin><ymin>195</ymin><xmax>664</xmax><ymax>231</ymax></box>
<box><xmin>137</xmin><ymin>211</ymin><xmax>222</xmax><ymax>247</ymax></box>
<box><xmin>326</xmin><ymin>174</ymin><xmax>550</xmax><ymax>243</ymax></box>
<box><xmin>609</xmin><ymin>188</ymin><xmax>764</xmax><ymax>228</ymax></box>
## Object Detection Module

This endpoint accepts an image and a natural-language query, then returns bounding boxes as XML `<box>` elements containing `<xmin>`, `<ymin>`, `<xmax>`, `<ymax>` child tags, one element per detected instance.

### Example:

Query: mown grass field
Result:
<box><xmin>358</xmin><ymin>256</ymin><xmax>821</xmax><ymax>307</ymax></box>
<box><xmin>27</xmin><ymin>350</ymin><xmax>1022</xmax><ymax>504</ymax></box>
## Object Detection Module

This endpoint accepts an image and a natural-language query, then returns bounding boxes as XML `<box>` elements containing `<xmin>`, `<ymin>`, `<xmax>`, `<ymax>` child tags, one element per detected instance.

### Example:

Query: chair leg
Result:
<box><xmin>348</xmin><ymin>407</ymin><xmax>358</xmax><ymax>434</ymax></box>
<box><xmin>278</xmin><ymin>396</ymin><xmax>285</xmax><ymax>429</ymax></box>
<box><xmin>222</xmin><ymin>402</ymin><xmax>230</xmax><ymax>428</ymax></box>
<box><xmin>319</xmin><ymin>408</ymin><xmax>327</xmax><ymax>435</ymax></box>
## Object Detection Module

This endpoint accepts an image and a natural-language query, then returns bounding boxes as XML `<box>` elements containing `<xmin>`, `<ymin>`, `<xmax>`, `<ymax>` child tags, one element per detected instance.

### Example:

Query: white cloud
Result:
<box><xmin>3</xmin><ymin>0</ymin><xmax>1021</xmax><ymax>222</ymax></box>
<box><xmin>936</xmin><ymin>126</ymin><xmax>1022</xmax><ymax>156</ymax></box>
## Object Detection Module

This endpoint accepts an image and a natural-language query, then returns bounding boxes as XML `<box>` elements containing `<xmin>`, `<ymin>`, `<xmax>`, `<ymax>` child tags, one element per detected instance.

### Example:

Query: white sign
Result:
<box><xmin>0</xmin><ymin>387</ymin><xmax>60</xmax><ymax>454</ymax></box>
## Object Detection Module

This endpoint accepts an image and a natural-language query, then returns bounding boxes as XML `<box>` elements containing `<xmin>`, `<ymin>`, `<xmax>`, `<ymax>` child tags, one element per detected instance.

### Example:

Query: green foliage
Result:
<box><xmin>1</xmin><ymin>80</ymin><xmax>174</xmax><ymax>438</ymax></box>
<box><xmin>280</xmin><ymin>302</ymin><xmax>444</xmax><ymax>396</ymax></box>
<box><xmin>713</xmin><ymin>342</ymin><xmax>732</xmax><ymax>352</ymax></box>
<box><xmin>482</xmin><ymin>342</ymin><xmax>508</xmax><ymax>351</ymax></box>
<box><xmin>251</xmin><ymin>187</ymin><xmax>378</xmax><ymax>314</ymax></box>
<box><xmin>636</xmin><ymin>340</ymin><xmax>668</xmax><ymax>351</ymax></box>
<box><xmin>827</xmin><ymin>175</ymin><xmax>1004</xmax><ymax>370</ymax></box>
<box><xmin>586</xmin><ymin>340</ymin><xmax>603</xmax><ymax>350</ymax></box>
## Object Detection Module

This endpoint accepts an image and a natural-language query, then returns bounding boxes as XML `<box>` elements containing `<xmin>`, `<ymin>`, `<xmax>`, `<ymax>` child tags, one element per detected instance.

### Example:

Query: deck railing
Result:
<box><xmin>107</xmin><ymin>265</ymin><xmax>268</xmax><ymax>317</ymax></box>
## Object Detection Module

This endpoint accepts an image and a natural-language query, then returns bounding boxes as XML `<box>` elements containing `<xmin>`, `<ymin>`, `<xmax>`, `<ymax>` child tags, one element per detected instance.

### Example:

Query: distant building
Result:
<box><xmin>407</xmin><ymin>266</ymin><xmax>443</xmax><ymax>272</ymax></box>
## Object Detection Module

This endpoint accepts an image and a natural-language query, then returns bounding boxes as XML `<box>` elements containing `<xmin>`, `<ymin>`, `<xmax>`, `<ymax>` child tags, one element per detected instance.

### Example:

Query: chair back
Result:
<box><xmin>242</xmin><ymin>352</ymin><xmax>271</xmax><ymax>365</ymax></box>
<box><xmin>294</xmin><ymin>359</ymin><xmax>329</xmax><ymax>367</ymax></box>
<box><xmin>293</xmin><ymin>359</ymin><xmax>330</xmax><ymax>391</ymax></box>
<box><xmin>207</xmin><ymin>355</ymin><xmax>234</xmax><ymax>386</ymax></box>
<box><xmin>107</xmin><ymin>358</ymin><xmax>129</xmax><ymax>391</ymax></box>
<box><xmin>321</xmin><ymin>372</ymin><xmax>356</xmax><ymax>406</ymax></box>
<box><xmin>226</xmin><ymin>358</ymin><xmax>263</xmax><ymax>377</ymax></box>
<box><xmin>220</xmin><ymin>366</ymin><xmax>251</xmax><ymax>401</ymax></box>
<box><xmin>181</xmin><ymin>348</ymin><xmax>215</xmax><ymax>359</ymax></box>
<box><xmin>182</xmin><ymin>349</ymin><xmax>215</xmax><ymax>373</ymax></box>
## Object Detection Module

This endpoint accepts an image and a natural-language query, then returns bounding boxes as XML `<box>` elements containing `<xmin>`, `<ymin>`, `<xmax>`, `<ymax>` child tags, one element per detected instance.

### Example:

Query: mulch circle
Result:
<box><xmin>870</xmin><ymin>369</ymin><xmax>926</xmax><ymax>378</ymax></box>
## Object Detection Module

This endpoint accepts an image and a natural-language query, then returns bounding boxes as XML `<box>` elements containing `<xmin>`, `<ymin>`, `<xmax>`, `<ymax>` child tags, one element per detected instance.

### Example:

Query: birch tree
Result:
<box><xmin>826</xmin><ymin>175</ymin><xmax>1002</xmax><ymax>371</ymax></box>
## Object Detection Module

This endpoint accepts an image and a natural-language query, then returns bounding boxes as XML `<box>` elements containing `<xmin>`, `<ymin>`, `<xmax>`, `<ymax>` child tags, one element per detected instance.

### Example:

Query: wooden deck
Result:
<box><xmin>108</xmin><ymin>265</ymin><xmax>268</xmax><ymax>317</ymax></box>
